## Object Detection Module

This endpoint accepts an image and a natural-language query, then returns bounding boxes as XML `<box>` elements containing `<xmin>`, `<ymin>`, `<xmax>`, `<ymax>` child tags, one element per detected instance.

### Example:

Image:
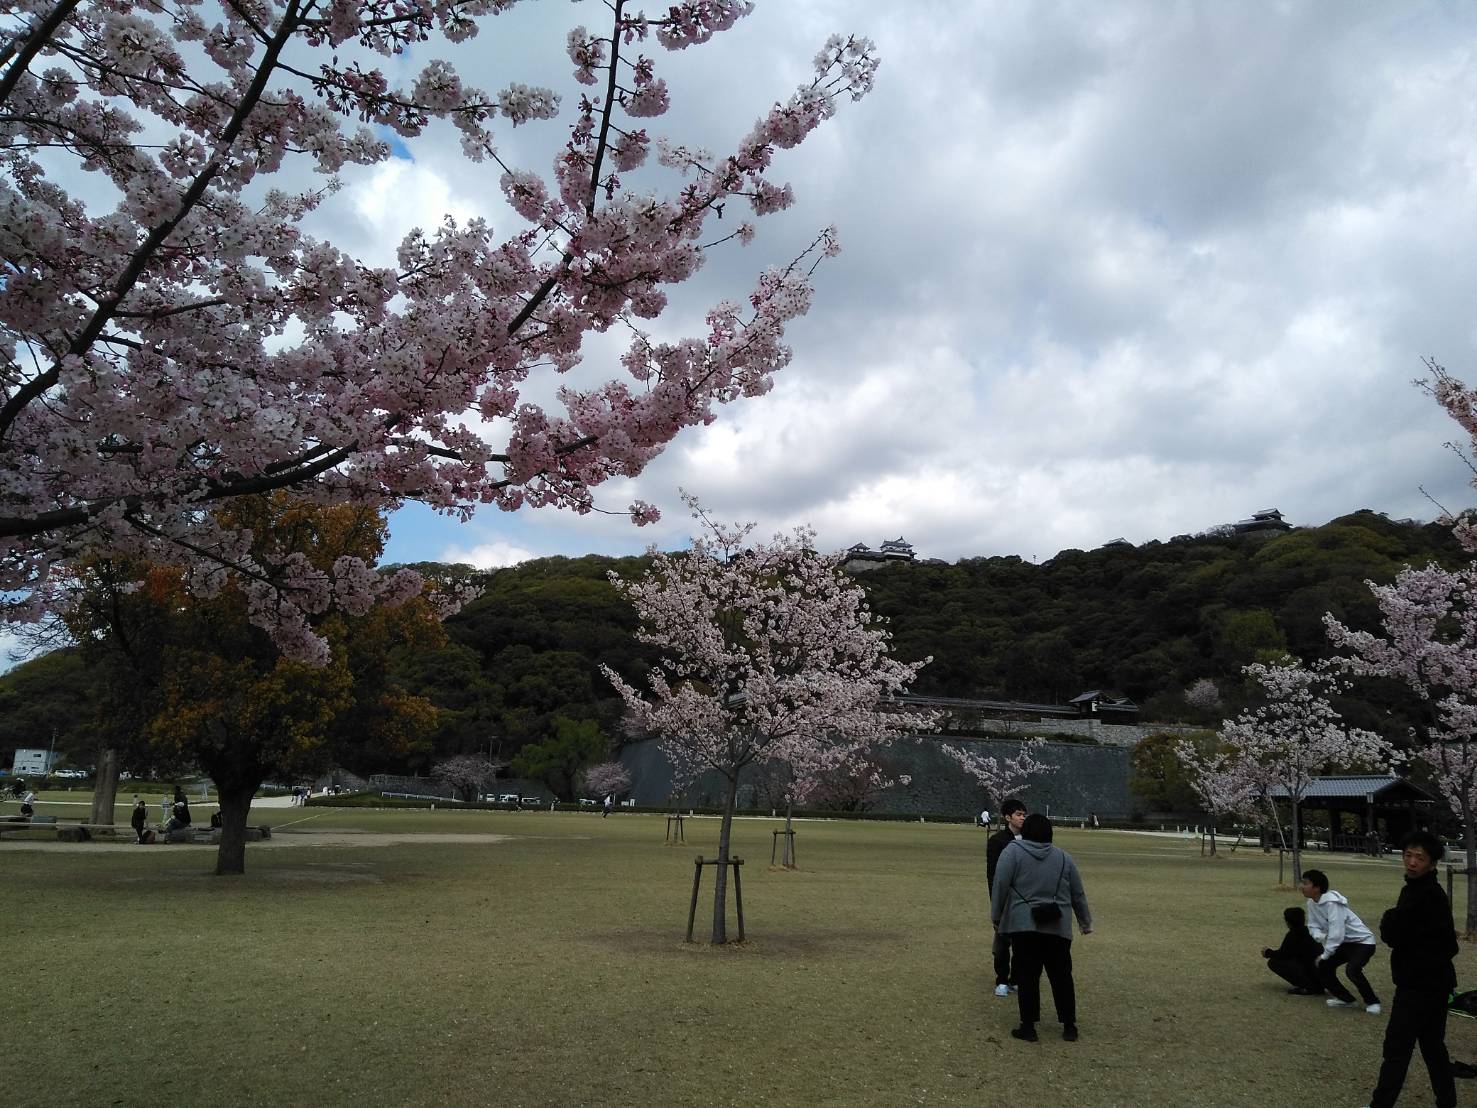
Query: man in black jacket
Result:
<box><xmin>1262</xmin><ymin>905</ymin><xmax>1323</xmax><ymax>994</ymax></box>
<box><xmin>986</xmin><ymin>798</ymin><xmax>1027</xmax><ymax>998</ymax></box>
<box><xmin>1365</xmin><ymin>829</ymin><xmax>1458</xmax><ymax>1108</ymax></box>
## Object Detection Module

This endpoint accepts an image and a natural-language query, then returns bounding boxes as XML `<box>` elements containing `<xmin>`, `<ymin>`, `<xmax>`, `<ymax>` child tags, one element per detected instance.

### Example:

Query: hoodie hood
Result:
<box><xmin>1015</xmin><ymin>839</ymin><xmax>1055</xmax><ymax>861</ymax></box>
<box><xmin>1319</xmin><ymin>891</ymin><xmax>1349</xmax><ymax>907</ymax></box>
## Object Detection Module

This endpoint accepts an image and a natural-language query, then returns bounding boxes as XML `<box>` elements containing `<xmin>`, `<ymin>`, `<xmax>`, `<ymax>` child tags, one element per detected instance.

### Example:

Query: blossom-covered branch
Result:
<box><xmin>0</xmin><ymin>1</ymin><xmax>879</xmax><ymax>661</ymax></box>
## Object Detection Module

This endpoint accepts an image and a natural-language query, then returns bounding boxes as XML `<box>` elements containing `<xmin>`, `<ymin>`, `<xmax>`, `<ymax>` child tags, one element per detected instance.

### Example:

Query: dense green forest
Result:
<box><xmin>1</xmin><ymin>509</ymin><xmax>1463</xmax><ymax>775</ymax></box>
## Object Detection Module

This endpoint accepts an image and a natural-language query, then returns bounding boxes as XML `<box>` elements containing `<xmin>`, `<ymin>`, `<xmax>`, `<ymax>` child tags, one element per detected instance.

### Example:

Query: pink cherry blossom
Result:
<box><xmin>1172</xmin><ymin>738</ymin><xmax>1258</xmax><ymax>856</ymax></box>
<box><xmin>602</xmin><ymin>495</ymin><xmax>933</xmax><ymax>941</ymax></box>
<box><xmin>943</xmin><ymin>736</ymin><xmax>1053</xmax><ymax>804</ymax></box>
<box><xmin>0</xmin><ymin>2</ymin><xmax>879</xmax><ymax>664</ymax></box>
<box><xmin>1218</xmin><ymin>658</ymin><xmax>1398</xmax><ymax>881</ymax></box>
<box><xmin>1327</xmin><ymin>553</ymin><xmax>1477</xmax><ymax>934</ymax></box>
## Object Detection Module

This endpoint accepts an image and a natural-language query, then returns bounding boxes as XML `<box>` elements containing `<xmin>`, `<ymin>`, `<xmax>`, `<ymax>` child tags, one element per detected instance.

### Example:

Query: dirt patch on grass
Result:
<box><xmin>0</xmin><ymin>831</ymin><xmax>511</xmax><ymax>854</ymax></box>
<box><xmin>590</xmin><ymin>926</ymin><xmax>907</xmax><ymax>958</ymax></box>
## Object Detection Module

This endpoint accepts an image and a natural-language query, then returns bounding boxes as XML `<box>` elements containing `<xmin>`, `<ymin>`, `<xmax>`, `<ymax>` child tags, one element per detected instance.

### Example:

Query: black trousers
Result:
<box><xmin>1010</xmin><ymin>931</ymin><xmax>1075</xmax><ymax>1026</ymax></box>
<box><xmin>1371</xmin><ymin>986</ymin><xmax>1456</xmax><ymax>1108</ymax></box>
<box><xmin>1267</xmin><ymin>955</ymin><xmax>1320</xmax><ymax>991</ymax></box>
<box><xmin>992</xmin><ymin>927</ymin><xmax>1012</xmax><ymax>986</ymax></box>
<box><xmin>1318</xmin><ymin>941</ymin><xmax>1379</xmax><ymax>1005</ymax></box>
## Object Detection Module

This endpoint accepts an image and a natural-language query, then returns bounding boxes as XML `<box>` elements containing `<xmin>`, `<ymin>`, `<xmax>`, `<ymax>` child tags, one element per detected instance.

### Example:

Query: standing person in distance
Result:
<box><xmin>1362</xmin><ymin>830</ymin><xmax>1458</xmax><ymax>1108</ymax></box>
<box><xmin>986</xmin><ymin>798</ymin><xmax>1028</xmax><ymax>998</ymax></box>
<box><xmin>991</xmin><ymin>813</ymin><xmax>1093</xmax><ymax>1043</ymax></box>
<box><xmin>1301</xmin><ymin>868</ymin><xmax>1382</xmax><ymax>1014</ymax></box>
<box><xmin>130</xmin><ymin>796</ymin><xmax>148</xmax><ymax>844</ymax></box>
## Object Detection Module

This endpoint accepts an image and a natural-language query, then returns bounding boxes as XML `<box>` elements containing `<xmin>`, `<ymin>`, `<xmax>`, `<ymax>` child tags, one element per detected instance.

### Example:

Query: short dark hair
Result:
<box><xmin>1399</xmin><ymin>829</ymin><xmax>1444</xmax><ymax>863</ymax></box>
<box><xmin>1000</xmin><ymin>797</ymin><xmax>1026</xmax><ymax>817</ymax></box>
<box><xmin>1283</xmin><ymin>906</ymin><xmax>1305</xmax><ymax>928</ymax></box>
<box><xmin>1021</xmin><ymin>812</ymin><xmax>1053</xmax><ymax>843</ymax></box>
<box><xmin>1302</xmin><ymin>868</ymin><xmax>1328</xmax><ymax>895</ymax></box>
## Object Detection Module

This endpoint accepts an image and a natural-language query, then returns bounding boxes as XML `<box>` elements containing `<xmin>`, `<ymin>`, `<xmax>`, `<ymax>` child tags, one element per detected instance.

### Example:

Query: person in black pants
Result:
<box><xmin>1364</xmin><ymin>830</ymin><xmax>1458</xmax><ymax>1108</ymax></box>
<box><xmin>986</xmin><ymin>797</ymin><xmax>1028</xmax><ymax>997</ymax></box>
<box><xmin>130</xmin><ymin>797</ymin><xmax>148</xmax><ymax>844</ymax></box>
<box><xmin>1301</xmin><ymin>868</ymin><xmax>1381</xmax><ymax>1012</ymax></box>
<box><xmin>990</xmin><ymin>812</ymin><xmax>1093</xmax><ymax>1043</ymax></box>
<box><xmin>1263</xmin><ymin>905</ymin><xmax>1323</xmax><ymax>994</ymax></box>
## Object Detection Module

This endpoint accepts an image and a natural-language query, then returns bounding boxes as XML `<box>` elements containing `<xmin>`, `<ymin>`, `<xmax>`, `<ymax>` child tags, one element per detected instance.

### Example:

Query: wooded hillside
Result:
<box><xmin>1</xmin><ymin>510</ymin><xmax>1460</xmax><ymax>774</ymax></box>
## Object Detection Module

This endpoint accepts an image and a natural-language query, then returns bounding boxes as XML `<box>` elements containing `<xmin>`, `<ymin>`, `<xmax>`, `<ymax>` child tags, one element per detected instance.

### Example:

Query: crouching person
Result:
<box><xmin>1263</xmin><ymin>905</ymin><xmax>1322</xmax><ymax>995</ymax></box>
<box><xmin>1301</xmin><ymin>868</ymin><xmax>1381</xmax><ymax>1013</ymax></box>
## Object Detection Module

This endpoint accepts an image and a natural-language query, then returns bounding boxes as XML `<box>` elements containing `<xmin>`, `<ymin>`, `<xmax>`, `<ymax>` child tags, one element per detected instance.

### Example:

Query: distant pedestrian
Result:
<box><xmin>1262</xmin><ymin>905</ymin><xmax>1322</xmax><ymax>995</ymax></box>
<box><xmin>603</xmin><ymin>794</ymin><xmax>613</xmax><ymax>818</ymax></box>
<box><xmin>159</xmin><ymin>795</ymin><xmax>171</xmax><ymax>825</ymax></box>
<box><xmin>986</xmin><ymin>797</ymin><xmax>1028</xmax><ymax>998</ymax></box>
<box><xmin>130</xmin><ymin>797</ymin><xmax>148</xmax><ymax>844</ymax></box>
<box><xmin>1302</xmin><ymin>868</ymin><xmax>1381</xmax><ymax>1013</ymax></box>
<box><xmin>1364</xmin><ymin>830</ymin><xmax>1458</xmax><ymax>1108</ymax></box>
<box><xmin>991</xmin><ymin>813</ymin><xmax>1093</xmax><ymax>1043</ymax></box>
<box><xmin>19</xmin><ymin>788</ymin><xmax>36</xmax><ymax>819</ymax></box>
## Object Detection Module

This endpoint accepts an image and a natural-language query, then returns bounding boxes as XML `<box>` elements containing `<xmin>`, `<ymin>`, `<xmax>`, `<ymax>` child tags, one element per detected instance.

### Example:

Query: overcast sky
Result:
<box><xmin>332</xmin><ymin>0</ymin><xmax>1477</xmax><ymax>570</ymax></box>
<box><xmin>8</xmin><ymin>1</ymin><xmax>1477</xmax><ymax>673</ymax></box>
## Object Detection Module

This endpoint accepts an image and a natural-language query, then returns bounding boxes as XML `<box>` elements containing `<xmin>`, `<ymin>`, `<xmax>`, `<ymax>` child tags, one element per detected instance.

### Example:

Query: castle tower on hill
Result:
<box><xmin>841</xmin><ymin>537</ymin><xmax>917</xmax><ymax>573</ymax></box>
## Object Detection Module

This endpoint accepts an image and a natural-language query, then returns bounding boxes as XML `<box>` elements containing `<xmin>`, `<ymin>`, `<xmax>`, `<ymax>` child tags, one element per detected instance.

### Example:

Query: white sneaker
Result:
<box><xmin>1365</xmin><ymin>1003</ymin><xmax>1382</xmax><ymax>1015</ymax></box>
<box><xmin>1326</xmin><ymin>998</ymin><xmax>1359</xmax><ymax>1009</ymax></box>
<box><xmin>994</xmin><ymin>983</ymin><xmax>1010</xmax><ymax>997</ymax></box>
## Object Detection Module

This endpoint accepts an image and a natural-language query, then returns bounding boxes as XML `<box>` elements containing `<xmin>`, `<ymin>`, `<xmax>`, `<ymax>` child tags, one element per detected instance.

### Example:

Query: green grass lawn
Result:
<box><xmin>0</xmin><ymin>802</ymin><xmax>1469</xmax><ymax>1108</ymax></box>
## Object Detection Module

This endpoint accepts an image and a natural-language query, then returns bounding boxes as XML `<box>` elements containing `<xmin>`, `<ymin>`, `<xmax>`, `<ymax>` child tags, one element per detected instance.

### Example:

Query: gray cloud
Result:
<box><xmin>276</xmin><ymin>2</ymin><xmax>1477</xmax><ymax>565</ymax></box>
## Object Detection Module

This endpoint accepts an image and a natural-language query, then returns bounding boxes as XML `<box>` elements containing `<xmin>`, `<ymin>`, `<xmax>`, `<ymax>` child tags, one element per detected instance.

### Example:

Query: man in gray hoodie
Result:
<box><xmin>1301</xmin><ymin>868</ymin><xmax>1381</xmax><ymax>1014</ymax></box>
<box><xmin>990</xmin><ymin>813</ymin><xmax>1093</xmax><ymax>1043</ymax></box>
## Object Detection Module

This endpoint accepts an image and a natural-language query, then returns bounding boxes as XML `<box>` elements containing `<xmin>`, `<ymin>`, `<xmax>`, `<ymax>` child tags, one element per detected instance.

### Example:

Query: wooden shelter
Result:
<box><xmin>1267</xmin><ymin>775</ymin><xmax>1438</xmax><ymax>852</ymax></box>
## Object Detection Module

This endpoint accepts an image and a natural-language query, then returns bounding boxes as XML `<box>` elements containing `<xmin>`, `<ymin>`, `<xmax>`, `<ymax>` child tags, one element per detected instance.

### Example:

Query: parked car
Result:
<box><xmin>497</xmin><ymin>793</ymin><xmax>519</xmax><ymax>804</ymax></box>
<box><xmin>518</xmin><ymin>796</ymin><xmax>542</xmax><ymax>808</ymax></box>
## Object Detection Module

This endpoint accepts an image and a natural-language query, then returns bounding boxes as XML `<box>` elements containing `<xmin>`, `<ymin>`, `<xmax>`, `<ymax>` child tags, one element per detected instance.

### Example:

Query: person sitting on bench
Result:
<box><xmin>164</xmin><ymin>787</ymin><xmax>192</xmax><ymax>833</ymax></box>
<box><xmin>1263</xmin><ymin>905</ymin><xmax>1323</xmax><ymax>995</ymax></box>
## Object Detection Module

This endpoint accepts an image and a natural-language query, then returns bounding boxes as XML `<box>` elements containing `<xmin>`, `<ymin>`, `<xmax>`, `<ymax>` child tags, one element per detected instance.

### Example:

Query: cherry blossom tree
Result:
<box><xmin>433</xmin><ymin>753</ymin><xmax>500</xmax><ymax>802</ymax></box>
<box><xmin>1185</xmin><ymin>678</ymin><xmax>1223</xmax><ymax>714</ymax></box>
<box><xmin>1326</xmin><ymin>559</ymin><xmax>1477</xmax><ymax>935</ymax></box>
<box><xmin>0</xmin><ymin>1</ymin><xmax>879</xmax><ymax>663</ymax></box>
<box><xmin>1172</xmin><ymin>737</ymin><xmax>1258</xmax><ymax>856</ymax></box>
<box><xmin>1219</xmin><ymin>658</ymin><xmax>1398</xmax><ymax>883</ymax></box>
<box><xmin>581</xmin><ymin>760</ymin><xmax>632</xmax><ymax>801</ymax></box>
<box><xmin>768</xmin><ymin>739</ymin><xmax>907</xmax><ymax>867</ymax></box>
<box><xmin>601</xmin><ymin>498</ymin><xmax>931</xmax><ymax>943</ymax></box>
<box><xmin>942</xmin><ymin>736</ymin><xmax>1052</xmax><ymax>809</ymax></box>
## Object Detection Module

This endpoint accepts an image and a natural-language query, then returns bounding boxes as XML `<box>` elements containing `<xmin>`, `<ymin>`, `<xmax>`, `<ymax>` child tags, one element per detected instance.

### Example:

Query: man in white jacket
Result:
<box><xmin>1301</xmin><ymin>868</ymin><xmax>1382</xmax><ymax>1014</ymax></box>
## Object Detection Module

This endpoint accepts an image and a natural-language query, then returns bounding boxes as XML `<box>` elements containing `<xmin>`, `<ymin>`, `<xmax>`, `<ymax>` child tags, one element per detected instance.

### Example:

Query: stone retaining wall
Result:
<box><xmin>619</xmin><ymin>733</ymin><xmax>1154</xmax><ymax>818</ymax></box>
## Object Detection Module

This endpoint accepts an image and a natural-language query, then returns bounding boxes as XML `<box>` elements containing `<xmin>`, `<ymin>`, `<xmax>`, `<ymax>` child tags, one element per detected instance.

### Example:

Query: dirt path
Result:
<box><xmin>0</xmin><ymin>830</ymin><xmax>512</xmax><ymax>854</ymax></box>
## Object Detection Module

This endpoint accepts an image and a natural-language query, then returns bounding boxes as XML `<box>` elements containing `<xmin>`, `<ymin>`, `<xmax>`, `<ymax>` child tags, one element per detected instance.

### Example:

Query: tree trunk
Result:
<box><xmin>782</xmin><ymin>796</ymin><xmax>795</xmax><ymax>868</ymax></box>
<box><xmin>1263</xmin><ymin>795</ymin><xmax>1289</xmax><ymax>855</ymax></box>
<box><xmin>709</xmin><ymin>773</ymin><xmax>740</xmax><ymax>944</ymax></box>
<box><xmin>214</xmin><ymin>777</ymin><xmax>262</xmax><ymax>877</ymax></box>
<box><xmin>1290</xmin><ymin>798</ymin><xmax>1303</xmax><ymax>887</ymax></box>
<box><xmin>89</xmin><ymin>746</ymin><xmax>120</xmax><ymax>826</ymax></box>
<box><xmin>1464</xmin><ymin>812</ymin><xmax>1476</xmax><ymax>940</ymax></box>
